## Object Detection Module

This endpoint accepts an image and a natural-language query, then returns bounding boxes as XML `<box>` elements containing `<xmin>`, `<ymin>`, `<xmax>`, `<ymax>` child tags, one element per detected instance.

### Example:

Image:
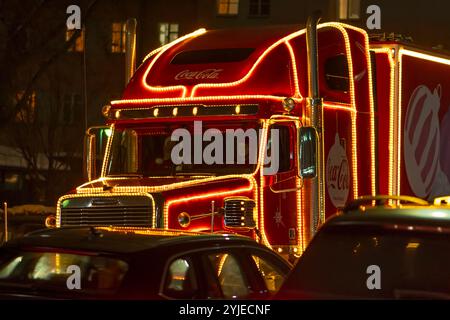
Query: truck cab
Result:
<box><xmin>56</xmin><ymin>22</ymin><xmax>380</xmax><ymax>258</ymax></box>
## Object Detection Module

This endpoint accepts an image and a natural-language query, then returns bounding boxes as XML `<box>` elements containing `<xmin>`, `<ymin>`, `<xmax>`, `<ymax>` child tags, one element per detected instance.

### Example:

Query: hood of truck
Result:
<box><xmin>75</xmin><ymin>175</ymin><xmax>253</xmax><ymax>194</ymax></box>
<box><xmin>77</xmin><ymin>176</ymin><xmax>199</xmax><ymax>189</ymax></box>
<box><xmin>61</xmin><ymin>175</ymin><xmax>256</xmax><ymax>229</ymax></box>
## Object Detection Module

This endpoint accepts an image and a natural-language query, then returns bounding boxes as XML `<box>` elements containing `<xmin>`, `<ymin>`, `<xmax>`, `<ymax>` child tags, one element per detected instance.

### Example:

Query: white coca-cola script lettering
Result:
<box><xmin>175</xmin><ymin>69</ymin><xmax>223</xmax><ymax>80</ymax></box>
<box><xmin>326</xmin><ymin>133</ymin><xmax>350</xmax><ymax>208</ymax></box>
<box><xmin>328</xmin><ymin>159</ymin><xmax>349</xmax><ymax>191</ymax></box>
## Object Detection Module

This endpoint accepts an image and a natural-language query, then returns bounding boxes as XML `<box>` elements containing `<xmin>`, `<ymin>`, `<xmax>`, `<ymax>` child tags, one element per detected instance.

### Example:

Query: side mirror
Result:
<box><xmin>83</xmin><ymin>126</ymin><xmax>111</xmax><ymax>181</ymax></box>
<box><xmin>299</xmin><ymin>127</ymin><xmax>318</xmax><ymax>179</ymax></box>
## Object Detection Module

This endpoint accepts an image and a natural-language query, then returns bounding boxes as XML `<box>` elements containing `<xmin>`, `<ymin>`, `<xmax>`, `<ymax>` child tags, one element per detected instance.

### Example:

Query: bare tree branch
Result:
<box><xmin>8</xmin><ymin>0</ymin><xmax>98</xmax><ymax>123</ymax></box>
<box><xmin>8</xmin><ymin>0</ymin><xmax>46</xmax><ymax>42</ymax></box>
<box><xmin>3</xmin><ymin>0</ymin><xmax>99</xmax><ymax>203</ymax></box>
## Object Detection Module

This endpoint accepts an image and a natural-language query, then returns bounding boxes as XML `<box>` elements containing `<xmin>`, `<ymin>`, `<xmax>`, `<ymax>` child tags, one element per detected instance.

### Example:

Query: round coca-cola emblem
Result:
<box><xmin>404</xmin><ymin>85</ymin><xmax>441</xmax><ymax>198</ymax></box>
<box><xmin>326</xmin><ymin>133</ymin><xmax>350</xmax><ymax>208</ymax></box>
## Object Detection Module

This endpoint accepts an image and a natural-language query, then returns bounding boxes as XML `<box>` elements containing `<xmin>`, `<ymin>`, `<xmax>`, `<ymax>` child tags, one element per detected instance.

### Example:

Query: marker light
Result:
<box><xmin>102</xmin><ymin>105</ymin><xmax>111</xmax><ymax>118</ymax></box>
<box><xmin>282</xmin><ymin>97</ymin><xmax>296</xmax><ymax>112</ymax></box>
<box><xmin>104</xmin><ymin>129</ymin><xmax>112</xmax><ymax>138</ymax></box>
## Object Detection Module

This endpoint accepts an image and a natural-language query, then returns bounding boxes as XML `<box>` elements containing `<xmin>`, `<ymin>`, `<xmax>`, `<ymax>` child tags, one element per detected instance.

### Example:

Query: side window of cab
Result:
<box><xmin>324</xmin><ymin>54</ymin><xmax>350</xmax><ymax>92</ymax></box>
<box><xmin>265</xmin><ymin>124</ymin><xmax>294</xmax><ymax>175</ymax></box>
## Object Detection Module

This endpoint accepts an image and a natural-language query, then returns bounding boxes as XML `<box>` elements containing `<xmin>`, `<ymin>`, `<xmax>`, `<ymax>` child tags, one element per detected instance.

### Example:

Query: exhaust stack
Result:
<box><xmin>306</xmin><ymin>11</ymin><xmax>325</xmax><ymax>236</ymax></box>
<box><xmin>125</xmin><ymin>18</ymin><xmax>137</xmax><ymax>85</ymax></box>
<box><xmin>306</xmin><ymin>11</ymin><xmax>321</xmax><ymax>102</ymax></box>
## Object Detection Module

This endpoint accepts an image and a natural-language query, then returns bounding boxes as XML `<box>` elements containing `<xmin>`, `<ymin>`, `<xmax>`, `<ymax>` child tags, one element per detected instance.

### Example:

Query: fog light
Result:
<box><xmin>45</xmin><ymin>215</ymin><xmax>56</xmax><ymax>228</ymax></box>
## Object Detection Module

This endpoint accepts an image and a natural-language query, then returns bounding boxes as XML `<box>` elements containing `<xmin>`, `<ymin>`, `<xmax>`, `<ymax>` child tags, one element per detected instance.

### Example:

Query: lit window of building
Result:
<box><xmin>66</xmin><ymin>29</ymin><xmax>84</xmax><ymax>52</ymax></box>
<box><xmin>159</xmin><ymin>23</ymin><xmax>179</xmax><ymax>46</ymax></box>
<box><xmin>15</xmin><ymin>91</ymin><xmax>36</xmax><ymax>123</ymax></box>
<box><xmin>2</xmin><ymin>173</ymin><xmax>22</xmax><ymax>191</ymax></box>
<box><xmin>217</xmin><ymin>0</ymin><xmax>239</xmax><ymax>15</ymax></box>
<box><xmin>249</xmin><ymin>0</ymin><xmax>270</xmax><ymax>16</ymax></box>
<box><xmin>338</xmin><ymin>0</ymin><xmax>360</xmax><ymax>20</ymax></box>
<box><xmin>111</xmin><ymin>22</ymin><xmax>126</xmax><ymax>53</ymax></box>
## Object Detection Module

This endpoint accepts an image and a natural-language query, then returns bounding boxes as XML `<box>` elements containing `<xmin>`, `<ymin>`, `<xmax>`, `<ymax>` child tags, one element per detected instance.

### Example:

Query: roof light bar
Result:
<box><xmin>105</xmin><ymin>104</ymin><xmax>259</xmax><ymax>120</ymax></box>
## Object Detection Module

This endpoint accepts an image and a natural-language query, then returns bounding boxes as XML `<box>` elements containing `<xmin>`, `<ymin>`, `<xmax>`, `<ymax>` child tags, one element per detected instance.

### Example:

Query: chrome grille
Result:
<box><xmin>60</xmin><ymin>196</ymin><xmax>153</xmax><ymax>227</ymax></box>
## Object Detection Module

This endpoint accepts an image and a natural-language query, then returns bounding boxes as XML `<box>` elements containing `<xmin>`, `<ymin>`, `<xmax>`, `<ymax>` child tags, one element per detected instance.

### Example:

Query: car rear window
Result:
<box><xmin>0</xmin><ymin>251</ymin><xmax>128</xmax><ymax>296</ymax></box>
<box><xmin>283</xmin><ymin>225</ymin><xmax>450</xmax><ymax>299</ymax></box>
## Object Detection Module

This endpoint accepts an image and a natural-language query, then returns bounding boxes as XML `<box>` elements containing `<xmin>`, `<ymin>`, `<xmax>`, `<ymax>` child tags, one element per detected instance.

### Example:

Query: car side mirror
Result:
<box><xmin>299</xmin><ymin>127</ymin><xmax>318</xmax><ymax>179</ymax></box>
<box><xmin>83</xmin><ymin>126</ymin><xmax>111</xmax><ymax>181</ymax></box>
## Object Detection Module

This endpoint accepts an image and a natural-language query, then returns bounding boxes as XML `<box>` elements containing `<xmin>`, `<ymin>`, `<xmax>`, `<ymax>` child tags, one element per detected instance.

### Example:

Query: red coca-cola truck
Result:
<box><xmin>55</xmin><ymin>16</ymin><xmax>450</xmax><ymax>259</ymax></box>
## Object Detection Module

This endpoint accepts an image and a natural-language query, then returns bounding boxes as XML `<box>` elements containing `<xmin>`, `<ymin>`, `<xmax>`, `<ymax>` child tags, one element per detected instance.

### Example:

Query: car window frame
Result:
<box><xmin>243</xmin><ymin>247</ymin><xmax>292</xmax><ymax>295</ymax></box>
<box><xmin>158</xmin><ymin>253</ymin><xmax>202</xmax><ymax>300</ymax></box>
<box><xmin>158</xmin><ymin>245</ymin><xmax>268</xmax><ymax>299</ymax></box>
<box><xmin>200</xmin><ymin>248</ymin><xmax>256</xmax><ymax>299</ymax></box>
<box><xmin>0</xmin><ymin>247</ymin><xmax>132</xmax><ymax>298</ymax></box>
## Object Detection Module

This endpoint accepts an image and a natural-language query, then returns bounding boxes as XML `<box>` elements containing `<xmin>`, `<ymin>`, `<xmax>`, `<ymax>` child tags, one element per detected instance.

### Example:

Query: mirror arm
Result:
<box><xmin>83</xmin><ymin>133</ymin><xmax>96</xmax><ymax>181</ymax></box>
<box><xmin>269</xmin><ymin>176</ymin><xmax>304</xmax><ymax>193</ymax></box>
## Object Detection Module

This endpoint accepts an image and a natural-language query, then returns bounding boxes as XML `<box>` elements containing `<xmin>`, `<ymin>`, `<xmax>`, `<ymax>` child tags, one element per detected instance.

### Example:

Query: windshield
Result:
<box><xmin>283</xmin><ymin>225</ymin><xmax>450</xmax><ymax>299</ymax></box>
<box><xmin>107</xmin><ymin>121</ymin><xmax>262</xmax><ymax>177</ymax></box>
<box><xmin>0</xmin><ymin>251</ymin><xmax>128</xmax><ymax>296</ymax></box>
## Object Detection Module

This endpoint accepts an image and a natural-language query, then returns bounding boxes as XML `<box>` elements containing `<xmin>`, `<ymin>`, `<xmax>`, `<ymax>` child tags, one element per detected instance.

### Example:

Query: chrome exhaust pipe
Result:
<box><xmin>125</xmin><ymin>18</ymin><xmax>137</xmax><ymax>85</ymax></box>
<box><xmin>306</xmin><ymin>11</ymin><xmax>325</xmax><ymax>236</ymax></box>
<box><xmin>306</xmin><ymin>11</ymin><xmax>321</xmax><ymax>103</ymax></box>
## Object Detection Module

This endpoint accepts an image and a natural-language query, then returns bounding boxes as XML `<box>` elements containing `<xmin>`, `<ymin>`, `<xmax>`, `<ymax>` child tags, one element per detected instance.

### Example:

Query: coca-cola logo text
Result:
<box><xmin>175</xmin><ymin>69</ymin><xmax>223</xmax><ymax>80</ymax></box>
<box><xmin>328</xmin><ymin>159</ymin><xmax>349</xmax><ymax>191</ymax></box>
<box><xmin>326</xmin><ymin>133</ymin><xmax>350</xmax><ymax>208</ymax></box>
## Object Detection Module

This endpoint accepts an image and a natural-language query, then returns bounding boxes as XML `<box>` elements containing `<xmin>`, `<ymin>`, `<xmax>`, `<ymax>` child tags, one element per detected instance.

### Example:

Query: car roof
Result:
<box><xmin>326</xmin><ymin>204</ymin><xmax>450</xmax><ymax>231</ymax></box>
<box><xmin>3</xmin><ymin>227</ymin><xmax>260</xmax><ymax>255</ymax></box>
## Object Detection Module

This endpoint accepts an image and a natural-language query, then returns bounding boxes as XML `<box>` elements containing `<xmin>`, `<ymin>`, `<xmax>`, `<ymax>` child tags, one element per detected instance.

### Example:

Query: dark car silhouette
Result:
<box><xmin>276</xmin><ymin>195</ymin><xmax>450</xmax><ymax>299</ymax></box>
<box><xmin>0</xmin><ymin>226</ymin><xmax>291</xmax><ymax>300</ymax></box>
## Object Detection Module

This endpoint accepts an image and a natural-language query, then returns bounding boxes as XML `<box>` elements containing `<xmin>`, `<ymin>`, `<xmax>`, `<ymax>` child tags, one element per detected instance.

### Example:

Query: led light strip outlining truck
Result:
<box><xmin>54</xmin><ymin>14</ymin><xmax>450</xmax><ymax>260</ymax></box>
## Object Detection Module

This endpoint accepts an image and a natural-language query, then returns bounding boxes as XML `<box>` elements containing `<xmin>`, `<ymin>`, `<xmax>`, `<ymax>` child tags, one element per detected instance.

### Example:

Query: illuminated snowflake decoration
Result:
<box><xmin>274</xmin><ymin>209</ymin><xmax>285</xmax><ymax>228</ymax></box>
